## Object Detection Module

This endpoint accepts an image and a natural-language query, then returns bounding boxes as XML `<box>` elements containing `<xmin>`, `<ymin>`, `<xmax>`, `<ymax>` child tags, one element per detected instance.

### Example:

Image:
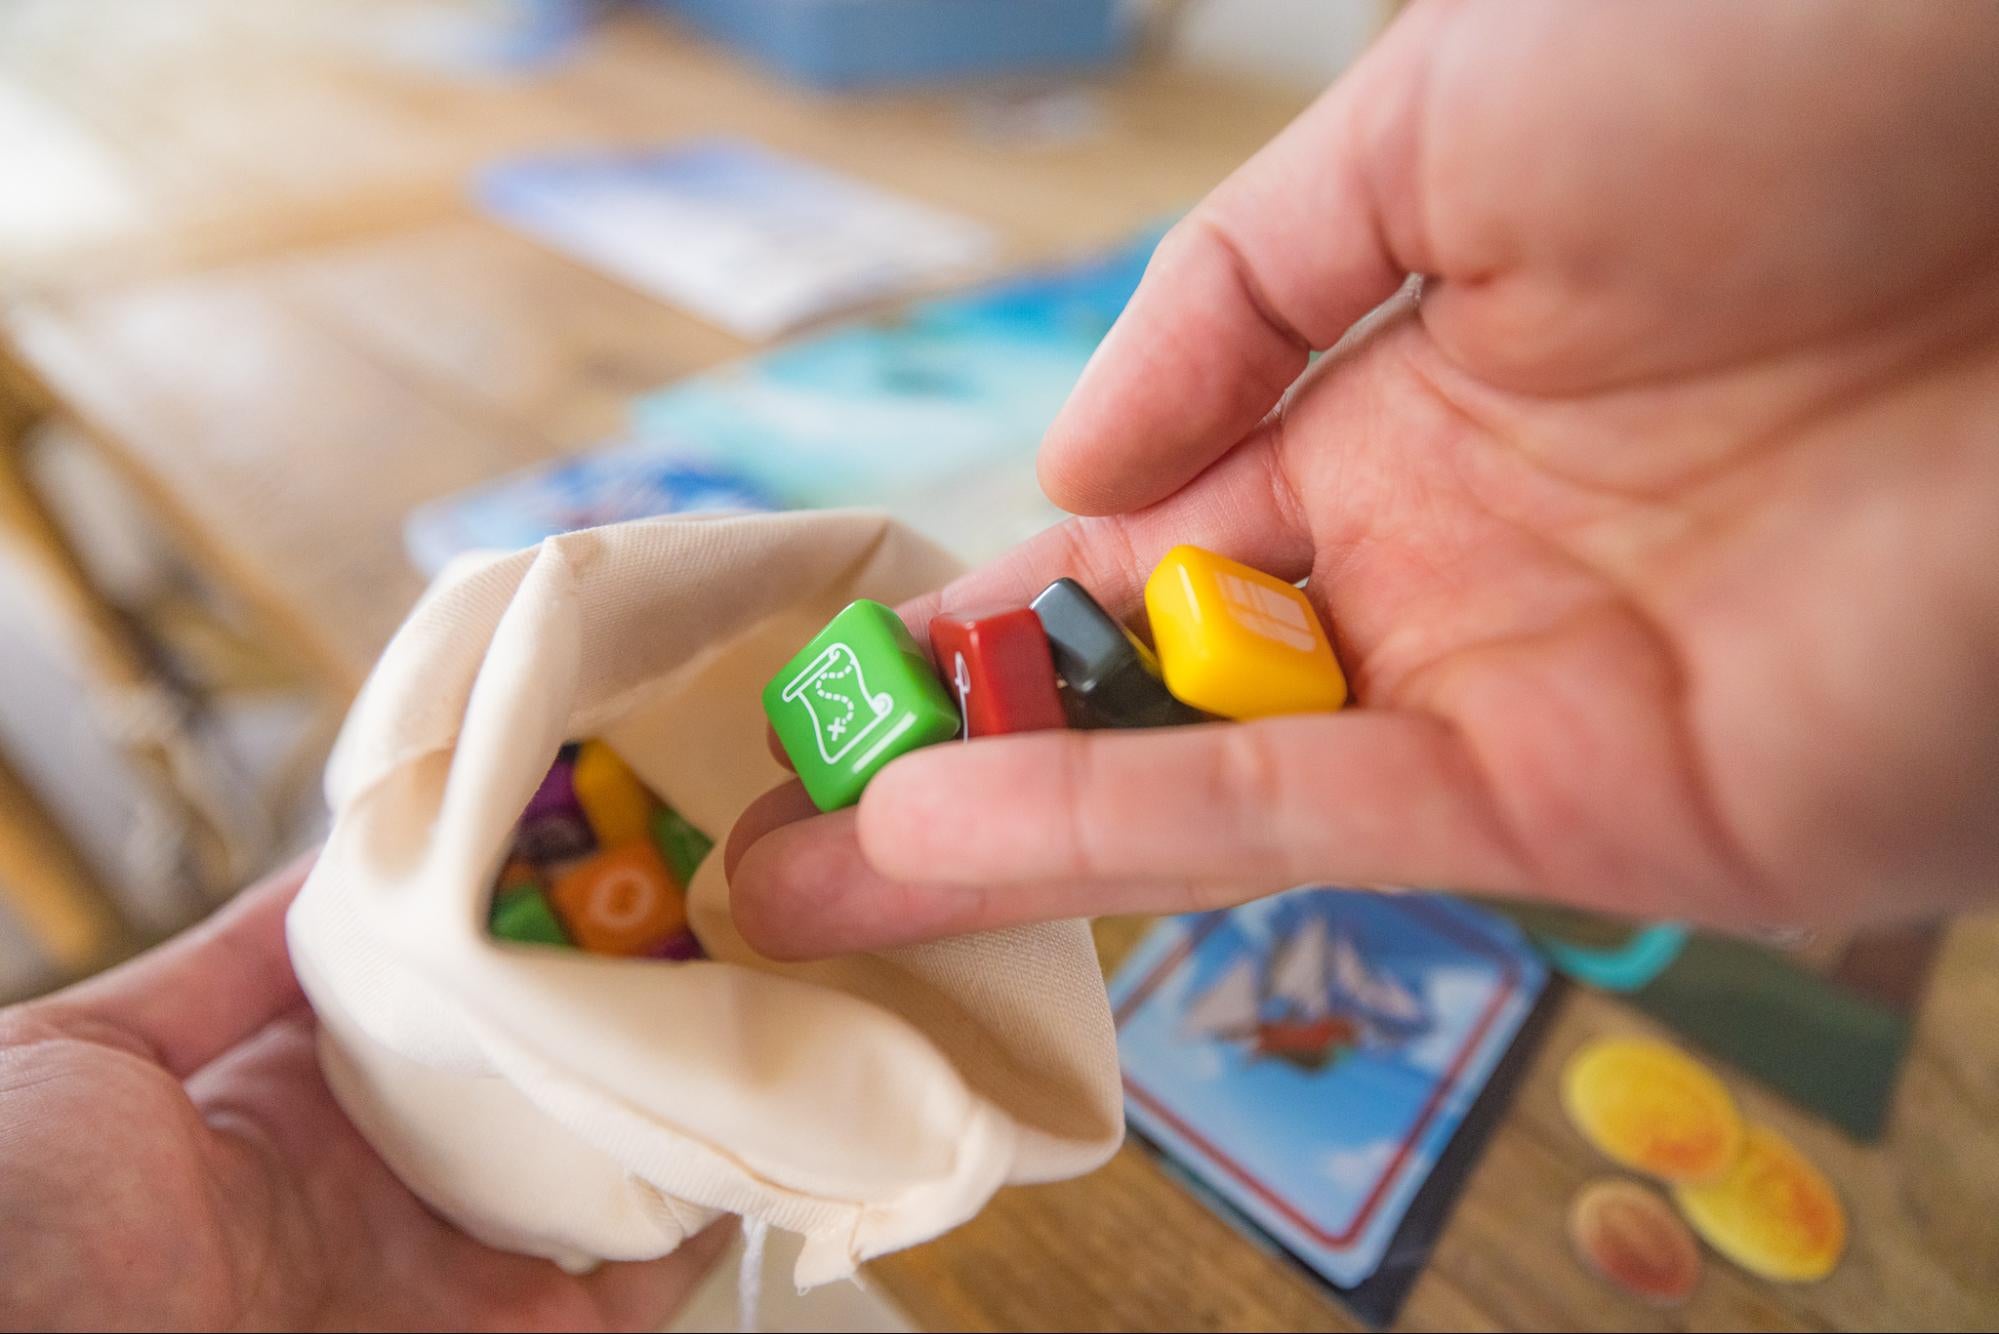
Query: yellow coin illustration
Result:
<box><xmin>1561</xmin><ymin>1037</ymin><xmax>1744</xmax><ymax>1183</ymax></box>
<box><xmin>1673</xmin><ymin>1124</ymin><xmax>1846</xmax><ymax>1282</ymax></box>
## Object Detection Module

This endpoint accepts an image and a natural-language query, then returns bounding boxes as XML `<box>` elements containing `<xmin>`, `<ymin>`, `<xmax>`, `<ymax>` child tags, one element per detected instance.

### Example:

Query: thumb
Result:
<box><xmin>1036</xmin><ymin>8</ymin><xmax>1433</xmax><ymax>516</ymax></box>
<box><xmin>27</xmin><ymin>852</ymin><xmax>310</xmax><ymax>1076</ymax></box>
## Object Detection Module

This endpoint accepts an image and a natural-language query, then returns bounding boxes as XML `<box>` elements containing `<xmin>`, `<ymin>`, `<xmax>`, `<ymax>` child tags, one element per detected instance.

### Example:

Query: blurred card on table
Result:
<box><xmin>408</xmin><ymin>225</ymin><xmax>1164</xmax><ymax>570</ymax></box>
<box><xmin>403</xmin><ymin>441</ymin><xmax>772</xmax><ymax>576</ymax></box>
<box><xmin>478</xmin><ymin>138</ymin><xmax>996</xmax><ymax>338</ymax></box>
<box><xmin>632</xmin><ymin>225</ymin><xmax>1164</xmax><ymax>560</ymax></box>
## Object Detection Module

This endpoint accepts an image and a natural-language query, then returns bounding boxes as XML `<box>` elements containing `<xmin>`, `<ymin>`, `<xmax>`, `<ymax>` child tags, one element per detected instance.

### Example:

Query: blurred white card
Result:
<box><xmin>477</xmin><ymin>138</ymin><xmax>996</xmax><ymax>339</ymax></box>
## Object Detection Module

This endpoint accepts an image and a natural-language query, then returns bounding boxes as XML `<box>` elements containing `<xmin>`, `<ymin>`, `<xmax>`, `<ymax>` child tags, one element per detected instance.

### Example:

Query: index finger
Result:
<box><xmin>900</xmin><ymin>424</ymin><xmax>1314</xmax><ymax>638</ymax></box>
<box><xmin>1035</xmin><ymin>12</ymin><xmax>1428</xmax><ymax>516</ymax></box>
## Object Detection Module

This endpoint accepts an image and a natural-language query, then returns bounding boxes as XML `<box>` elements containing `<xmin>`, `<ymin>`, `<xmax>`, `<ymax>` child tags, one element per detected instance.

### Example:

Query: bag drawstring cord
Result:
<box><xmin>736</xmin><ymin>1216</ymin><xmax>769</xmax><ymax>1334</ymax></box>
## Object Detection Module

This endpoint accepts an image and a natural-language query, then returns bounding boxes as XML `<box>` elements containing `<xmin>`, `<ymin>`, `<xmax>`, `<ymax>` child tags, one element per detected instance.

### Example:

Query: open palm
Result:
<box><xmin>728</xmin><ymin>0</ymin><xmax>1999</xmax><ymax>957</ymax></box>
<box><xmin>0</xmin><ymin>859</ymin><xmax>724</xmax><ymax>1330</ymax></box>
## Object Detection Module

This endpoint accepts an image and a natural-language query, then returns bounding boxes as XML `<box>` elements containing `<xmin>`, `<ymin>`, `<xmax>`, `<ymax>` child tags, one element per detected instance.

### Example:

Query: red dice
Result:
<box><xmin>928</xmin><ymin>608</ymin><xmax>1068</xmax><ymax>738</ymax></box>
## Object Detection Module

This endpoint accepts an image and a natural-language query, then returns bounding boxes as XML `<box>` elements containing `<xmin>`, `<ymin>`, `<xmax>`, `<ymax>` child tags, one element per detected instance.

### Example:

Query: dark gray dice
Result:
<box><xmin>1029</xmin><ymin>578</ymin><xmax>1210</xmax><ymax>729</ymax></box>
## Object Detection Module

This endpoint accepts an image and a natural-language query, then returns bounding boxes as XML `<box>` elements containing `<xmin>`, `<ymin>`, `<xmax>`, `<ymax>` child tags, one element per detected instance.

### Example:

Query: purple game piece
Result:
<box><xmin>524</xmin><ymin>756</ymin><xmax>584</xmax><ymax>823</ymax></box>
<box><xmin>513</xmin><ymin>810</ymin><xmax>595</xmax><ymax>865</ymax></box>
<box><xmin>647</xmin><ymin>929</ymin><xmax>706</xmax><ymax>962</ymax></box>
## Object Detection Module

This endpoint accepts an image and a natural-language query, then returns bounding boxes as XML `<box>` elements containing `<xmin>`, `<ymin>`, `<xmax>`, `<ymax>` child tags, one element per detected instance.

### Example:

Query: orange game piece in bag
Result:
<box><xmin>549</xmin><ymin>842</ymin><xmax>686</xmax><ymax>956</ymax></box>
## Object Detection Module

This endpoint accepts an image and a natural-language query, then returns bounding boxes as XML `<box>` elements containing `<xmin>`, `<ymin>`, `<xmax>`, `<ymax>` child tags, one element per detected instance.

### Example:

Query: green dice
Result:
<box><xmin>764</xmin><ymin>599</ymin><xmax>960</xmax><ymax>811</ymax></box>
<box><xmin>490</xmin><ymin>883</ymin><xmax>573</xmax><ymax>947</ymax></box>
<box><xmin>650</xmin><ymin>806</ymin><xmax>714</xmax><ymax>885</ymax></box>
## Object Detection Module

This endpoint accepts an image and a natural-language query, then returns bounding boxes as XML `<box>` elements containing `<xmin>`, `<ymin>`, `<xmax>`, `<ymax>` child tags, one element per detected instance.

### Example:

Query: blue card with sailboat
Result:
<box><xmin>1110</xmin><ymin>887</ymin><xmax>1548</xmax><ymax>1291</ymax></box>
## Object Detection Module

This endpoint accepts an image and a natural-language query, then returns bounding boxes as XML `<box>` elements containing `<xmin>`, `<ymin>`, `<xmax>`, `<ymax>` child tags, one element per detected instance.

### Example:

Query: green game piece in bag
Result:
<box><xmin>651</xmin><ymin>806</ymin><xmax>714</xmax><ymax>886</ymax></box>
<box><xmin>763</xmin><ymin>599</ymin><xmax>960</xmax><ymax>812</ymax></box>
<box><xmin>490</xmin><ymin>884</ymin><xmax>573</xmax><ymax>947</ymax></box>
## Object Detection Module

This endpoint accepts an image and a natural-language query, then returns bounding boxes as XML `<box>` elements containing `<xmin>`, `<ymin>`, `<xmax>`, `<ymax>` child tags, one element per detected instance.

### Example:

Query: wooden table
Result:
<box><xmin>3</xmin><ymin>0</ymin><xmax>1309</xmax><ymax>694</ymax></box>
<box><xmin>5</xmin><ymin>4</ymin><xmax>1997</xmax><ymax>1329</ymax></box>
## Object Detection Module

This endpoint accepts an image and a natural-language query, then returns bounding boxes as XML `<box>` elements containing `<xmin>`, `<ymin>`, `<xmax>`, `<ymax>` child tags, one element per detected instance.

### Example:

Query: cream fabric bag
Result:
<box><xmin>286</xmin><ymin>510</ymin><xmax>1123</xmax><ymax>1285</ymax></box>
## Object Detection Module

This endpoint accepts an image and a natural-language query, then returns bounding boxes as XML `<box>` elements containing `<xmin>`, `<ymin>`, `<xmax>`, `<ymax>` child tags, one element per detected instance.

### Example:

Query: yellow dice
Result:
<box><xmin>1144</xmin><ymin>545</ymin><xmax>1347</xmax><ymax>719</ymax></box>
<box><xmin>571</xmin><ymin>739</ymin><xmax>655</xmax><ymax>847</ymax></box>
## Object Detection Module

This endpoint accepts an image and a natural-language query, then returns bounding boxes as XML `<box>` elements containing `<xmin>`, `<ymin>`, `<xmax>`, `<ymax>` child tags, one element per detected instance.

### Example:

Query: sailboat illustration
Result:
<box><xmin>1180</xmin><ymin>915</ymin><xmax>1431</xmax><ymax>1071</ymax></box>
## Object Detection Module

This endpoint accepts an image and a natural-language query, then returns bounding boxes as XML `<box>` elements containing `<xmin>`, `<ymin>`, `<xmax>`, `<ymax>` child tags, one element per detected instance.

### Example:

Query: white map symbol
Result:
<box><xmin>780</xmin><ymin>641</ymin><xmax>894</xmax><ymax>765</ymax></box>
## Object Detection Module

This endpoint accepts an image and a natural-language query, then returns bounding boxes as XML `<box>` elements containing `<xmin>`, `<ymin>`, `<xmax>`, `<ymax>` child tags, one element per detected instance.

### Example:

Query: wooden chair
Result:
<box><xmin>0</xmin><ymin>340</ymin><xmax>261</xmax><ymax>978</ymax></box>
<box><xmin>0</xmin><ymin>749</ymin><xmax>125</xmax><ymax>989</ymax></box>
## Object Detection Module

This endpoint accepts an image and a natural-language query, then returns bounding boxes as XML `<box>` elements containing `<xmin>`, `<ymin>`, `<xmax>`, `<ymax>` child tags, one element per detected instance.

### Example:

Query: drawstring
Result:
<box><xmin>736</xmin><ymin>1216</ymin><xmax>769</xmax><ymax>1334</ymax></box>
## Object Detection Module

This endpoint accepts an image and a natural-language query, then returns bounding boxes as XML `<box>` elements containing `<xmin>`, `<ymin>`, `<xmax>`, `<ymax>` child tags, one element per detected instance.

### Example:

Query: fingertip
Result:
<box><xmin>1035</xmin><ymin>429</ymin><xmax>1115</xmax><ymax>517</ymax></box>
<box><xmin>582</xmin><ymin>1219</ymin><xmax>734</xmax><ymax>1331</ymax></box>
<box><xmin>726</xmin><ymin>842</ymin><xmax>815</xmax><ymax>963</ymax></box>
<box><xmin>857</xmin><ymin>733</ymin><xmax>1074</xmax><ymax>883</ymax></box>
<box><xmin>727</xmin><ymin>808</ymin><xmax>870</xmax><ymax>961</ymax></box>
<box><xmin>730</xmin><ymin>795</ymin><xmax>997</xmax><ymax>958</ymax></box>
<box><xmin>722</xmin><ymin>781</ymin><xmax>817</xmax><ymax>883</ymax></box>
<box><xmin>855</xmin><ymin>746</ymin><xmax>953</xmax><ymax>866</ymax></box>
<box><xmin>676</xmin><ymin>1221</ymin><xmax>735</xmax><ymax>1285</ymax></box>
<box><xmin>764</xmin><ymin>723</ymin><xmax>794</xmax><ymax>771</ymax></box>
<box><xmin>851</xmin><ymin>749</ymin><xmax>945</xmax><ymax>865</ymax></box>
<box><xmin>1034</xmin><ymin>321</ymin><xmax>1176</xmax><ymax>518</ymax></box>
<box><xmin>1034</xmin><ymin>367</ymin><xmax>1099</xmax><ymax>514</ymax></box>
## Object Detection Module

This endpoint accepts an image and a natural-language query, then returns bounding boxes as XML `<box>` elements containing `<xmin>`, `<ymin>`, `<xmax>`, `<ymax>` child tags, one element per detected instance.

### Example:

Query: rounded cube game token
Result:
<box><xmin>647</xmin><ymin>930</ymin><xmax>705</xmax><ymax>962</ymax></box>
<box><xmin>1568</xmin><ymin>1177</ymin><xmax>1702</xmax><ymax>1307</ymax></box>
<box><xmin>1562</xmin><ymin>1037</ymin><xmax>1744</xmax><ymax>1183</ymax></box>
<box><xmin>1144</xmin><ymin>544</ymin><xmax>1346</xmax><ymax>719</ymax></box>
<box><xmin>928</xmin><ymin>607</ymin><xmax>1068</xmax><ymax>737</ymax></box>
<box><xmin>572</xmin><ymin>739</ymin><xmax>656</xmax><ymax>847</ymax></box>
<box><xmin>512</xmin><ymin>809</ymin><xmax>596</xmax><ymax>865</ymax></box>
<box><xmin>1673</xmin><ymin>1124</ymin><xmax>1846</xmax><ymax>1282</ymax></box>
<box><xmin>489</xmin><ymin>884</ymin><xmax>574</xmax><ymax>947</ymax></box>
<box><xmin>1029</xmin><ymin>577</ymin><xmax>1208</xmax><ymax>729</ymax></box>
<box><xmin>649</xmin><ymin>806</ymin><xmax>715</xmax><ymax>886</ymax></box>
<box><xmin>763</xmin><ymin>599</ymin><xmax>961</xmax><ymax>811</ymax></box>
<box><xmin>523</xmin><ymin>754</ymin><xmax>584</xmax><ymax>824</ymax></box>
<box><xmin>550</xmin><ymin>842</ymin><xmax>687</xmax><ymax>956</ymax></box>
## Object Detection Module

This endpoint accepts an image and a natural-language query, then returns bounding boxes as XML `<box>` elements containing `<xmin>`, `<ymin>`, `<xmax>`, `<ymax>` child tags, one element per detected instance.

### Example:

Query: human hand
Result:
<box><xmin>0</xmin><ymin>857</ymin><xmax>727</xmax><ymax>1331</ymax></box>
<box><xmin>726</xmin><ymin>0</ymin><xmax>1999</xmax><ymax>958</ymax></box>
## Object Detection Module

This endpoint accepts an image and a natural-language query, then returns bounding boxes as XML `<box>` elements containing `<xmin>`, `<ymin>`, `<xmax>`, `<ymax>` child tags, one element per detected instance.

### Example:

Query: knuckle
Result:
<box><xmin>1058</xmin><ymin>734</ymin><xmax>1117</xmax><ymax>880</ymax></box>
<box><xmin>1214</xmin><ymin>724</ymin><xmax>1293</xmax><ymax>874</ymax></box>
<box><xmin>1151</xmin><ymin>215</ymin><xmax>1205</xmax><ymax>269</ymax></box>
